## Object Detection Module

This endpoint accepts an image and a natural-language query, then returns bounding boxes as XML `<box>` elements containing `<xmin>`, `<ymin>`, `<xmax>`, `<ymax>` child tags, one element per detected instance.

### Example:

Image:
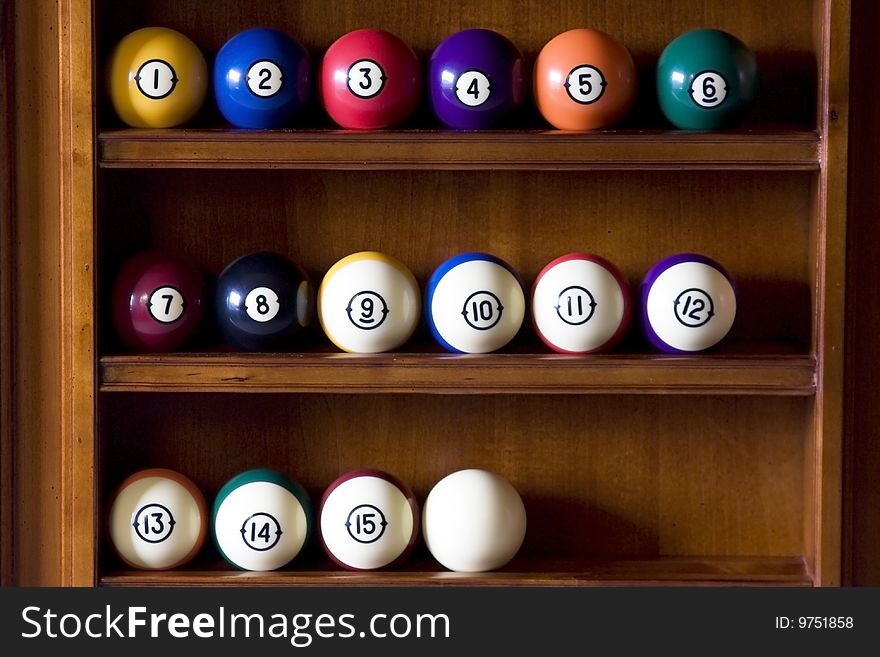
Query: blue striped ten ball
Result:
<box><xmin>425</xmin><ymin>252</ymin><xmax>526</xmax><ymax>353</ymax></box>
<box><xmin>641</xmin><ymin>253</ymin><xmax>737</xmax><ymax>353</ymax></box>
<box><xmin>107</xmin><ymin>468</ymin><xmax>208</xmax><ymax>570</ymax></box>
<box><xmin>212</xmin><ymin>469</ymin><xmax>313</xmax><ymax>571</ymax></box>
<box><xmin>319</xmin><ymin>469</ymin><xmax>419</xmax><ymax>570</ymax></box>
<box><xmin>531</xmin><ymin>253</ymin><xmax>632</xmax><ymax>354</ymax></box>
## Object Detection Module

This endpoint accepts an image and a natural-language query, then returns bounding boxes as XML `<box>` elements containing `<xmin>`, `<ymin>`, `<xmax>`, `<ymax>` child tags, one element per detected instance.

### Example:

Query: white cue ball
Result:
<box><xmin>422</xmin><ymin>469</ymin><xmax>526</xmax><ymax>572</ymax></box>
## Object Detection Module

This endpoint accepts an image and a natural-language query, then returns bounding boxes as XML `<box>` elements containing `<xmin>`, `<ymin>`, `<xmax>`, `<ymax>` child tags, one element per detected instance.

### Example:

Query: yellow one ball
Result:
<box><xmin>107</xmin><ymin>27</ymin><xmax>208</xmax><ymax>128</ymax></box>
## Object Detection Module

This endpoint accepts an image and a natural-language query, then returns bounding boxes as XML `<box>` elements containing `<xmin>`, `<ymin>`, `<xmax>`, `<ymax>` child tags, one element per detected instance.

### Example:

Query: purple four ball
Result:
<box><xmin>429</xmin><ymin>28</ymin><xmax>525</xmax><ymax>129</ymax></box>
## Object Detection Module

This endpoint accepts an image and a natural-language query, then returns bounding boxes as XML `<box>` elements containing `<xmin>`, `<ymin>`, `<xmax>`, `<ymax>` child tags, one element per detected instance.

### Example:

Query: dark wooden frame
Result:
<box><xmin>1</xmin><ymin>0</ymin><xmax>14</xmax><ymax>588</ymax></box>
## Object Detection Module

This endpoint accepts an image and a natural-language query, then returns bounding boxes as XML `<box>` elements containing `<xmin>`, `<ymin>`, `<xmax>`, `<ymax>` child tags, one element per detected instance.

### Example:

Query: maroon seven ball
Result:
<box><xmin>112</xmin><ymin>250</ymin><xmax>206</xmax><ymax>352</ymax></box>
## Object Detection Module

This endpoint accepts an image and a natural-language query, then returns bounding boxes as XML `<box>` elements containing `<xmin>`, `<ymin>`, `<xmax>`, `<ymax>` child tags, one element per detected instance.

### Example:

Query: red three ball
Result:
<box><xmin>320</xmin><ymin>29</ymin><xmax>422</xmax><ymax>129</ymax></box>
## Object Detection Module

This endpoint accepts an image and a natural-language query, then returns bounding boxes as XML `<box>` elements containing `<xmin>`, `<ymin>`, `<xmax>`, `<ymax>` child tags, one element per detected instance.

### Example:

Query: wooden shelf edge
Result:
<box><xmin>98</xmin><ymin>129</ymin><xmax>821</xmax><ymax>171</ymax></box>
<box><xmin>100</xmin><ymin>556</ymin><xmax>811</xmax><ymax>588</ymax></box>
<box><xmin>98</xmin><ymin>352</ymin><xmax>816</xmax><ymax>395</ymax></box>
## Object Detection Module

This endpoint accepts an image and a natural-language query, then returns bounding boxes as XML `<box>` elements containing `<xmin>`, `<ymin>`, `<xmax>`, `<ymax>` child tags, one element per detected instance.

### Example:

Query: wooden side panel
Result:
<box><xmin>845</xmin><ymin>0</ymin><xmax>880</xmax><ymax>586</ymax></box>
<box><xmin>0</xmin><ymin>0</ymin><xmax>15</xmax><ymax>587</ymax></box>
<box><xmin>13</xmin><ymin>0</ymin><xmax>95</xmax><ymax>586</ymax></box>
<box><xmin>13</xmin><ymin>0</ymin><xmax>63</xmax><ymax>588</ymax></box>
<box><xmin>798</xmin><ymin>0</ymin><xmax>849</xmax><ymax>589</ymax></box>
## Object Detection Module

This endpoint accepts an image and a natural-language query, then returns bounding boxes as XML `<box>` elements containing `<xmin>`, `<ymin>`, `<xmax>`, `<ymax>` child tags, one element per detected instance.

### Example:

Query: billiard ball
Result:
<box><xmin>318</xmin><ymin>251</ymin><xmax>420</xmax><ymax>353</ymax></box>
<box><xmin>657</xmin><ymin>29</ymin><xmax>758</xmax><ymax>130</ymax></box>
<box><xmin>422</xmin><ymin>469</ymin><xmax>526</xmax><ymax>573</ymax></box>
<box><xmin>111</xmin><ymin>250</ymin><xmax>206</xmax><ymax>352</ymax></box>
<box><xmin>319</xmin><ymin>469</ymin><xmax>419</xmax><ymax>570</ymax></box>
<box><xmin>215</xmin><ymin>252</ymin><xmax>314</xmax><ymax>351</ymax></box>
<box><xmin>428</xmin><ymin>28</ymin><xmax>525</xmax><ymax>129</ymax></box>
<box><xmin>641</xmin><ymin>253</ymin><xmax>737</xmax><ymax>353</ymax></box>
<box><xmin>320</xmin><ymin>29</ymin><xmax>422</xmax><ymax>129</ymax></box>
<box><xmin>425</xmin><ymin>252</ymin><xmax>526</xmax><ymax>353</ymax></box>
<box><xmin>212</xmin><ymin>468</ymin><xmax>312</xmax><ymax>571</ymax></box>
<box><xmin>108</xmin><ymin>468</ymin><xmax>208</xmax><ymax>570</ymax></box>
<box><xmin>213</xmin><ymin>27</ymin><xmax>311</xmax><ymax>129</ymax></box>
<box><xmin>533</xmin><ymin>28</ymin><xmax>637</xmax><ymax>130</ymax></box>
<box><xmin>532</xmin><ymin>253</ymin><xmax>631</xmax><ymax>354</ymax></box>
<box><xmin>107</xmin><ymin>27</ymin><xmax>208</xmax><ymax>128</ymax></box>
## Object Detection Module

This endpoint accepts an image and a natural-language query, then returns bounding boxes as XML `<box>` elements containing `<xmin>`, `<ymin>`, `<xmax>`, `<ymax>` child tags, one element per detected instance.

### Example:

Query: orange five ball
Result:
<box><xmin>534</xmin><ymin>28</ymin><xmax>637</xmax><ymax>130</ymax></box>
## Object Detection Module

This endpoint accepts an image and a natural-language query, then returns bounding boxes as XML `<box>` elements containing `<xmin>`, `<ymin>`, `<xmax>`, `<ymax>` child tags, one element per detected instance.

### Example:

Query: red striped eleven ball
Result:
<box><xmin>531</xmin><ymin>253</ymin><xmax>632</xmax><ymax>354</ymax></box>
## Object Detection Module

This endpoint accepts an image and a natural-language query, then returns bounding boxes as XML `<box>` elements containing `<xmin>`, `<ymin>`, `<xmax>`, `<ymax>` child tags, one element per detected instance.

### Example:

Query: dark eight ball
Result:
<box><xmin>215</xmin><ymin>252</ymin><xmax>314</xmax><ymax>351</ymax></box>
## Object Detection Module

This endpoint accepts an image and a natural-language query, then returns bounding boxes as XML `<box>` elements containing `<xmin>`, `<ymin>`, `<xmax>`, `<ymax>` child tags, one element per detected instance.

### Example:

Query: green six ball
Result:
<box><xmin>657</xmin><ymin>29</ymin><xmax>758</xmax><ymax>130</ymax></box>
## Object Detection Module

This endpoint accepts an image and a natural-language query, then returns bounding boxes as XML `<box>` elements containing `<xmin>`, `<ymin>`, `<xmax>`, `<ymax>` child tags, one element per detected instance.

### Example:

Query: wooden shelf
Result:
<box><xmin>98</xmin><ymin>129</ymin><xmax>821</xmax><ymax>171</ymax></box>
<box><xmin>99</xmin><ymin>352</ymin><xmax>816</xmax><ymax>395</ymax></box>
<box><xmin>100</xmin><ymin>556</ymin><xmax>811</xmax><ymax>587</ymax></box>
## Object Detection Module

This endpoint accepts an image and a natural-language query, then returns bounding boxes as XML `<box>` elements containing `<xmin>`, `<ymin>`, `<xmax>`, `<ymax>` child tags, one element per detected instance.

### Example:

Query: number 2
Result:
<box><xmin>258</xmin><ymin>68</ymin><xmax>272</xmax><ymax>90</ymax></box>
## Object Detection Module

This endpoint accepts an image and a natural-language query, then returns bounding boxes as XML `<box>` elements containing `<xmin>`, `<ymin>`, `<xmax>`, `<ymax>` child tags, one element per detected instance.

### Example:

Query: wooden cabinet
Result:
<box><xmin>10</xmin><ymin>0</ymin><xmax>851</xmax><ymax>586</ymax></box>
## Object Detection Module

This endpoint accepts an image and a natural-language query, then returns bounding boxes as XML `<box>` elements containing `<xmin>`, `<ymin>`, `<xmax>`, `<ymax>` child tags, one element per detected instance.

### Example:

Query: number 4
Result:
<box><xmin>467</xmin><ymin>78</ymin><xmax>480</xmax><ymax>99</ymax></box>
